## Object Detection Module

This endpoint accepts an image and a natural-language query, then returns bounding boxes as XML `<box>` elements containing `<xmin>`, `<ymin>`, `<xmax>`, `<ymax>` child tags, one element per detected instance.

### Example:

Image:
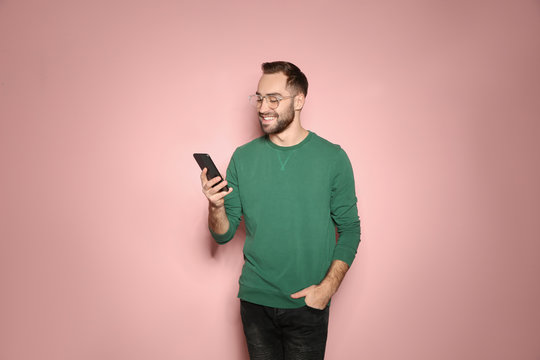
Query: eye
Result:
<box><xmin>268</xmin><ymin>96</ymin><xmax>279</xmax><ymax>104</ymax></box>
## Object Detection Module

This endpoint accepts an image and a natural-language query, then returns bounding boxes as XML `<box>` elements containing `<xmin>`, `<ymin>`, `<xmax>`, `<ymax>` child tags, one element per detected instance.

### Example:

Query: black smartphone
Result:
<box><xmin>193</xmin><ymin>153</ymin><xmax>229</xmax><ymax>192</ymax></box>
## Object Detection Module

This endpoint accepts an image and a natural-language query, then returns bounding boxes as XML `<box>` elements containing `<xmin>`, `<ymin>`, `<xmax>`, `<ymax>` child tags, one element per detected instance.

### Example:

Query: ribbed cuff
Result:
<box><xmin>209</xmin><ymin>225</ymin><xmax>234</xmax><ymax>244</ymax></box>
<box><xmin>332</xmin><ymin>245</ymin><xmax>357</xmax><ymax>266</ymax></box>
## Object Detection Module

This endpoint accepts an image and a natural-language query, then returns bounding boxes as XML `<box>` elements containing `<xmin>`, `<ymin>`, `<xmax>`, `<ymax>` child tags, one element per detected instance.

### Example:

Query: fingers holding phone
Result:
<box><xmin>194</xmin><ymin>153</ymin><xmax>233</xmax><ymax>207</ymax></box>
<box><xmin>200</xmin><ymin>168</ymin><xmax>233</xmax><ymax>207</ymax></box>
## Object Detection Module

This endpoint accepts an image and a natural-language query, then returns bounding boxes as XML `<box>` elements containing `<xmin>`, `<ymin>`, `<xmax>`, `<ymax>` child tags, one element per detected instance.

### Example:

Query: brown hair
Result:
<box><xmin>261</xmin><ymin>61</ymin><xmax>308</xmax><ymax>96</ymax></box>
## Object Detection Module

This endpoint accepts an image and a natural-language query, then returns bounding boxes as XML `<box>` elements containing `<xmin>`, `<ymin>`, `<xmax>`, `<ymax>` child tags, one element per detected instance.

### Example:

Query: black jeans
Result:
<box><xmin>240</xmin><ymin>300</ymin><xmax>329</xmax><ymax>360</ymax></box>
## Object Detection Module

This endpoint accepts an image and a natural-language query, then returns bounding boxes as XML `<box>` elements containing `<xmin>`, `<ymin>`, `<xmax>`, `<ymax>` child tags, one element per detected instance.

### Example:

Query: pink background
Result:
<box><xmin>1</xmin><ymin>0</ymin><xmax>539</xmax><ymax>359</ymax></box>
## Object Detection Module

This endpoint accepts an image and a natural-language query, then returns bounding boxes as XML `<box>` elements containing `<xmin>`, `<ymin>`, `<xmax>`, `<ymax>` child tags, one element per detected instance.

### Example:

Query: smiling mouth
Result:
<box><xmin>259</xmin><ymin>113</ymin><xmax>277</xmax><ymax>123</ymax></box>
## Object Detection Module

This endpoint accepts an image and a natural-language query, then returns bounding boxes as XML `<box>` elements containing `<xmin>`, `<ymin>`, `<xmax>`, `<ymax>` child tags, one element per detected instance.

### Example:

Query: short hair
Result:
<box><xmin>261</xmin><ymin>61</ymin><xmax>308</xmax><ymax>96</ymax></box>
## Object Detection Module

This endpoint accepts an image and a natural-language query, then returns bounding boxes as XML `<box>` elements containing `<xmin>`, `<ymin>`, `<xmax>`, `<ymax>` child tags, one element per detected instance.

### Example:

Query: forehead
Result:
<box><xmin>257</xmin><ymin>72</ymin><xmax>290</xmax><ymax>95</ymax></box>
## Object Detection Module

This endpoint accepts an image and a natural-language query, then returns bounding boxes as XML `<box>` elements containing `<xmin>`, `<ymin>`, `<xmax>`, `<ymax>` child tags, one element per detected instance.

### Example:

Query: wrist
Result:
<box><xmin>318</xmin><ymin>280</ymin><xmax>337</xmax><ymax>298</ymax></box>
<box><xmin>208</xmin><ymin>202</ymin><xmax>224</xmax><ymax>210</ymax></box>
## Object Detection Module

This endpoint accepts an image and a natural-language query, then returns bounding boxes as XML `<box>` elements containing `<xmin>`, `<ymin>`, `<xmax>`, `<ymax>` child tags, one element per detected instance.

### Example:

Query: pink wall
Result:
<box><xmin>1</xmin><ymin>0</ymin><xmax>539</xmax><ymax>359</ymax></box>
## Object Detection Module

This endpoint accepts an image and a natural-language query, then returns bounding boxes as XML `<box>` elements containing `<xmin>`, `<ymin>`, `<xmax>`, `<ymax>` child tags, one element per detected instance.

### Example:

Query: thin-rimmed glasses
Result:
<box><xmin>248</xmin><ymin>94</ymin><xmax>295</xmax><ymax>109</ymax></box>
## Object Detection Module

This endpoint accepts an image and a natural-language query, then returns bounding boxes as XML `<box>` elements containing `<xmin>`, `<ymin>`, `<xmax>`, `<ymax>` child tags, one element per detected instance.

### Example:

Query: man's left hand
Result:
<box><xmin>291</xmin><ymin>260</ymin><xmax>350</xmax><ymax>310</ymax></box>
<box><xmin>290</xmin><ymin>284</ymin><xmax>332</xmax><ymax>310</ymax></box>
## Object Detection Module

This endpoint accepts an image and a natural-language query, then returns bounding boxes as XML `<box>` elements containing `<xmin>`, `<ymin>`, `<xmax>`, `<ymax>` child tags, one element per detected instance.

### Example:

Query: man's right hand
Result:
<box><xmin>200</xmin><ymin>168</ymin><xmax>233</xmax><ymax>208</ymax></box>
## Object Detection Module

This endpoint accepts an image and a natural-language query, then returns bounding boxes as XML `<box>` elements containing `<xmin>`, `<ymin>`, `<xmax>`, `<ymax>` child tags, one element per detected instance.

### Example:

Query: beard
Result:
<box><xmin>258</xmin><ymin>101</ymin><xmax>295</xmax><ymax>135</ymax></box>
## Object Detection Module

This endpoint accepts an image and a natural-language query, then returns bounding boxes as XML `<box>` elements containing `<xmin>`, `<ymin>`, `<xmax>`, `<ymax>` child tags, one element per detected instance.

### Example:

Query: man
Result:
<box><xmin>200</xmin><ymin>61</ymin><xmax>360</xmax><ymax>360</ymax></box>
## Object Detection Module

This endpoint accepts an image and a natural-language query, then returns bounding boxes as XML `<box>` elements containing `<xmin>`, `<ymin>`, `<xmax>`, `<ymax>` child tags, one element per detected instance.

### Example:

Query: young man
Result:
<box><xmin>200</xmin><ymin>61</ymin><xmax>360</xmax><ymax>360</ymax></box>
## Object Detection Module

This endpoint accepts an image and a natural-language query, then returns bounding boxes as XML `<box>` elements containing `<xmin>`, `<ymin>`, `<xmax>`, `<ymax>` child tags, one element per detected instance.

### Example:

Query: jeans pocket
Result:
<box><xmin>299</xmin><ymin>305</ymin><xmax>330</xmax><ymax>328</ymax></box>
<box><xmin>304</xmin><ymin>304</ymin><xmax>329</xmax><ymax>313</ymax></box>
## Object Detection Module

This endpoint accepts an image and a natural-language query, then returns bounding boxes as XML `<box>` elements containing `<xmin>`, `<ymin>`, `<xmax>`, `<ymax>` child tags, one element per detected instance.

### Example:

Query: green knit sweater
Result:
<box><xmin>211</xmin><ymin>132</ymin><xmax>360</xmax><ymax>308</ymax></box>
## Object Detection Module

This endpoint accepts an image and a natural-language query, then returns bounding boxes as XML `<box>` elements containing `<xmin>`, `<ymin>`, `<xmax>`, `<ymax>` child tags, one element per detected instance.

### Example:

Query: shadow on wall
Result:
<box><xmin>207</xmin><ymin>219</ymin><xmax>250</xmax><ymax>359</ymax></box>
<box><xmin>201</xmin><ymin>101</ymin><xmax>259</xmax><ymax>360</ymax></box>
<box><xmin>209</xmin><ymin>219</ymin><xmax>246</xmax><ymax>258</ymax></box>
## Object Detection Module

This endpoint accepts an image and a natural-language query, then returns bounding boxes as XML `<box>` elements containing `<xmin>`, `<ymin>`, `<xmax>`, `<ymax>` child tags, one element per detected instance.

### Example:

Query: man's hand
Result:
<box><xmin>200</xmin><ymin>168</ymin><xmax>232</xmax><ymax>208</ymax></box>
<box><xmin>290</xmin><ymin>284</ymin><xmax>333</xmax><ymax>310</ymax></box>
<box><xmin>200</xmin><ymin>168</ymin><xmax>233</xmax><ymax>235</ymax></box>
<box><xmin>290</xmin><ymin>260</ymin><xmax>350</xmax><ymax>310</ymax></box>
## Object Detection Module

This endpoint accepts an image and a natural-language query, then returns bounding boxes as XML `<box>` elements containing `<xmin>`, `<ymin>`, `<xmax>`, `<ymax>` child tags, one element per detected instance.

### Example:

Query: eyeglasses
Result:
<box><xmin>248</xmin><ymin>94</ymin><xmax>296</xmax><ymax>109</ymax></box>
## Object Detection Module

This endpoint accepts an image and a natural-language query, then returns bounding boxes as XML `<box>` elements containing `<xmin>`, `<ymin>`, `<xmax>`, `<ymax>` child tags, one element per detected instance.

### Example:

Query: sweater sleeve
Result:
<box><xmin>209</xmin><ymin>153</ymin><xmax>243</xmax><ymax>244</ymax></box>
<box><xmin>330</xmin><ymin>147</ymin><xmax>361</xmax><ymax>266</ymax></box>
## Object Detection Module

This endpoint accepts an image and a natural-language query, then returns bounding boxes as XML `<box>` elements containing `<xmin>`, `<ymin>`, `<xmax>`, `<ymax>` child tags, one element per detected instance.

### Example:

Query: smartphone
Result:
<box><xmin>193</xmin><ymin>153</ymin><xmax>229</xmax><ymax>192</ymax></box>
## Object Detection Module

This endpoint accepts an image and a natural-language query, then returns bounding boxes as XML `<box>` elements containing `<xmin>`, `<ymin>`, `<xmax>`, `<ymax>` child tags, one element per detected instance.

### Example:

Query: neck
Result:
<box><xmin>269</xmin><ymin>122</ymin><xmax>309</xmax><ymax>147</ymax></box>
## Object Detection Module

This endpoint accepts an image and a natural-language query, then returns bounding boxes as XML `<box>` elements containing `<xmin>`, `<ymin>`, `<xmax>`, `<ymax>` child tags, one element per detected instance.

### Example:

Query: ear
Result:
<box><xmin>294</xmin><ymin>94</ymin><xmax>305</xmax><ymax>111</ymax></box>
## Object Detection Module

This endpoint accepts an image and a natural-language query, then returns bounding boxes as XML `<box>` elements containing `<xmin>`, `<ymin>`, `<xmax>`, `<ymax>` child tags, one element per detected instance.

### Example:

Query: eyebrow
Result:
<box><xmin>256</xmin><ymin>92</ymin><xmax>284</xmax><ymax>97</ymax></box>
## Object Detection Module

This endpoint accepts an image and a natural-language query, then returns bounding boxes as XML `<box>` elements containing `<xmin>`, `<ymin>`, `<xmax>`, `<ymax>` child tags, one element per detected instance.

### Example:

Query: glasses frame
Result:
<box><xmin>248</xmin><ymin>94</ymin><xmax>296</xmax><ymax>110</ymax></box>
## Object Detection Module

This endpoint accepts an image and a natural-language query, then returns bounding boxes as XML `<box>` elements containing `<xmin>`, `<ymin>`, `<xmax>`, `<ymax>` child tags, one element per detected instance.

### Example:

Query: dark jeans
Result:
<box><xmin>240</xmin><ymin>300</ymin><xmax>330</xmax><ymax>360</ymax></box>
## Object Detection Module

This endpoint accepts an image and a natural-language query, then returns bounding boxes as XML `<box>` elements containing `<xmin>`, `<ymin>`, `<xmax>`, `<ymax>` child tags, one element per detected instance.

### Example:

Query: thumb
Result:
<box><xmin>290</xmin><ymin>285</ymin><xmax>313</xmax><ymax>299</ymax></box>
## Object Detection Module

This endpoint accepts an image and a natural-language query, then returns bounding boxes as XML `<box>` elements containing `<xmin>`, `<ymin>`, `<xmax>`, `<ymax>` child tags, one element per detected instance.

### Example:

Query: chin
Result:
<box><xmin>259</xmin><ymin>123</ymin><xmax>275</xmax><ymax>135</ymax></box>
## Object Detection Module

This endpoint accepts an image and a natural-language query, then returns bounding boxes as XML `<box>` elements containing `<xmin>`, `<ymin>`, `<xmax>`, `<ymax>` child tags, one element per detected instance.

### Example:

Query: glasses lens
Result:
<box><xmin>266</xmin><ymin>96</ymin><xmax>279</xmax><ymax>109</ymax></box>
<box><xmin>249</xmin><ymin>95</ymin><xmax>282</xmax><ymax>109</ymax></box>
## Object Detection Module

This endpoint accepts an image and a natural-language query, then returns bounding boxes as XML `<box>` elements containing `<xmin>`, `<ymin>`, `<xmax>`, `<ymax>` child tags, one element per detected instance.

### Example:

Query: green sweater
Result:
<box><xmin>211</xmin><ymin>132</ymin><xmax>360</xmax><ymax>308</ymax></box>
